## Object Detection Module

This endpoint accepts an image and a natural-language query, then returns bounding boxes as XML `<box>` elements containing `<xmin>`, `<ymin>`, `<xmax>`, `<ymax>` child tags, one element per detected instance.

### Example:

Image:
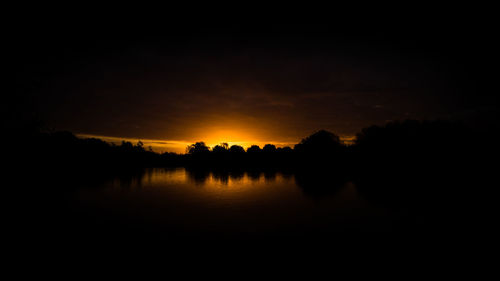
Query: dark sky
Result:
<box><xmin>8</xmin><ymin>7</ymin><xmax>498</xmax><ymax>152</ymax></box>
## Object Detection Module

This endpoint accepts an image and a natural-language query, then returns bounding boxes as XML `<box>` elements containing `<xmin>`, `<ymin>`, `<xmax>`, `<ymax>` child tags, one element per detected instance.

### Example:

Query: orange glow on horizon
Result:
<box><xmin>77</xmin><ymin>128</ymin><xmax>354</xmax><ymax>153</ymax></box>
<box><xmin>77</xmin><ymin>131</ymin><xmax>296</xmax><ymax>154</ymax></box>
<box><xmin>198</xmin><ymin>129</ymin><xmax>294</xmax><ymax>150</ymax></box>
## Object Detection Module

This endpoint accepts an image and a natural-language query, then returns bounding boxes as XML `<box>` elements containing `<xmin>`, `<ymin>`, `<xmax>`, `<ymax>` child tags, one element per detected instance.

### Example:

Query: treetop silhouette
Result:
<box><xmin>294</xmin><ymin>130</ymin><xmax>342</xmax><ymax>154</ymax></box>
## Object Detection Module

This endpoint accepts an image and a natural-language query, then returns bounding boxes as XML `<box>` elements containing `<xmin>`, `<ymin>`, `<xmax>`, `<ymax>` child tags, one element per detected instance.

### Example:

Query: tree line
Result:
<box><xmin>9</xmin><ymin>119</ymin><xmax>474</xmax><ymax>176</ymax></box>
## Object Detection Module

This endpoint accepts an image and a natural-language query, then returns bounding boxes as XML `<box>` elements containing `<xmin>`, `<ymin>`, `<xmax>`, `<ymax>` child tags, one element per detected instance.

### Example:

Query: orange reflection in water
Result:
<box><xmin>114</xmin><ymin>168</ymin><xmax>298</xmax><ymax>203</ymax></box>
<box><xmin>74</xmin><ymin>168</ymin><xmax>387</xmax><ymax>235</ymax></box>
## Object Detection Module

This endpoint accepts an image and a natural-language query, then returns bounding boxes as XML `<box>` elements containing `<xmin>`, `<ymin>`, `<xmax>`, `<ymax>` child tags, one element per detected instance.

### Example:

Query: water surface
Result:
<box><xmin>71</xmin><ymin>168</ymin><xmax>395</xmax><ymax>237</ymax></box>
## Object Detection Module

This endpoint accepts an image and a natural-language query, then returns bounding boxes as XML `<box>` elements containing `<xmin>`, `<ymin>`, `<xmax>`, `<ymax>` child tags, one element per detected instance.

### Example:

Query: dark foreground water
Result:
<box><xmin>12</xmin><ymin>166</ymin><xmax>484</xmax><ymax>265</ymax></box>
<box><xmin>52</xmin><ymin>167</ymin><xmax>418</xmax><ymax>240</ymax></box>
<box><xmin>8</xmin><ymin>166</ymin><xmax>487</xmax><ymax>274</ymax></box>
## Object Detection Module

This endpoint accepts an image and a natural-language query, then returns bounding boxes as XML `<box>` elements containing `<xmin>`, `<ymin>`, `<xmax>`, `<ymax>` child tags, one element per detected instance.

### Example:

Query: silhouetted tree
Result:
<box><xmin>120</xmin><ymin>141</ymin><xmax>134</xmax><ymax>150</ymax></box>
<box><xmin>247</xmin><ymin>145</ymin><xmax>261</xmax><ymax>153</ymax></box>
<box><xmin>229</xmin><ymin>145</ymin><xmax>245</xmax><ymax>153</ymax></box>
<box><xmin>277</xmin><ymin>146</ymin><xmax>293</xmax><ymax>153</ymax></box>
<box><xmin>353</xmin><ymin>120</ymin><xmax>465</xmax><ymax>163</ymax></box>
<box><xmin>351</xmin><ymin>119</ymin><xmax>470</xmax><ymax>198</ymax></box>
<box><xmin>263</xmin><ymin>144</ymin><xmax>276</xmax><ymax>153</ymax></box>
<box><xmin>294</xmin><ymin>130</ymin><xmax>342</xmax><ymax>154</ymax></box>
<box><xmin>212</xmin><ymin>143</ymin><xmax>229</xmax><ymax>153</ymax></box>
<box><xmin>292</xmin><ymin>130</ymin><xmax>346</xmax><ymax>170</ymax></box>
<box><xmin>186</xmin><ymin>142</ymin><xmax>210</xmax><ymax>154</ymax></box>
<box><xmin>136</xmin><ymin>141</ymin><xmax>145</xmax><ymax>152</ymax></box>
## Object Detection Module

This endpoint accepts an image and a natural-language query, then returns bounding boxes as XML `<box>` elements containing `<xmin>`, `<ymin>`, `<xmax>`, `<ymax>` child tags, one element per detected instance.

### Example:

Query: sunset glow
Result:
<box><xmin>77</xmin><ymin>131</ymin><xmax>298</xmax><ymax>154</ymax></box>
<box><xmin>10</xmin><ymin>10</ymin><xmax>491</xmax><ymax>246</ymax></box>
<box><xmin>199</xmin><ymin>129</ymin><xmax>296</xmax><ymax>150</ymax></box>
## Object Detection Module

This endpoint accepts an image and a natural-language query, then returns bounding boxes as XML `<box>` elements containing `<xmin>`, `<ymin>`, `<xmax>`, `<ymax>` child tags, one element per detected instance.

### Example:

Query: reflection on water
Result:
<box><xmin>74</xmin><ymin>168</ymin><xmax>395</xmax><ymax>236</ymax></box>
<box><xmin>105</xmin><ymin>168</ymin><xmax>351</xmax><ymax>202</ymax></box>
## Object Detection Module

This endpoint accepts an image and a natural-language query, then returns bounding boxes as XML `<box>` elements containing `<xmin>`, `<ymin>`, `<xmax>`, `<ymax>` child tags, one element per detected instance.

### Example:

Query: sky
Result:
<box><xmin>7</xmin><ymin>9</ymin><xmax>498</xmax><ymax>153</ymax></box>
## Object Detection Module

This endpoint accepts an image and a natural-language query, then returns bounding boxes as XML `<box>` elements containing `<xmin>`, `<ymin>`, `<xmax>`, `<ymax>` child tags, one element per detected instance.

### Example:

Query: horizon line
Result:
<box><xmin>76</xmin><ymin>133</ymin><xmax>305</xmax><ymax>154</ymax></box>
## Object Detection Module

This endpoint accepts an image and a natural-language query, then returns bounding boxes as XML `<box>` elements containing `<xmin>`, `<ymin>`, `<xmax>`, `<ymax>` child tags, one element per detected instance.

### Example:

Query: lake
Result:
<box><xmin>63</xmin><ymin>167</ymin><xmax>404</xmax><ymax>239</ymax></box>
